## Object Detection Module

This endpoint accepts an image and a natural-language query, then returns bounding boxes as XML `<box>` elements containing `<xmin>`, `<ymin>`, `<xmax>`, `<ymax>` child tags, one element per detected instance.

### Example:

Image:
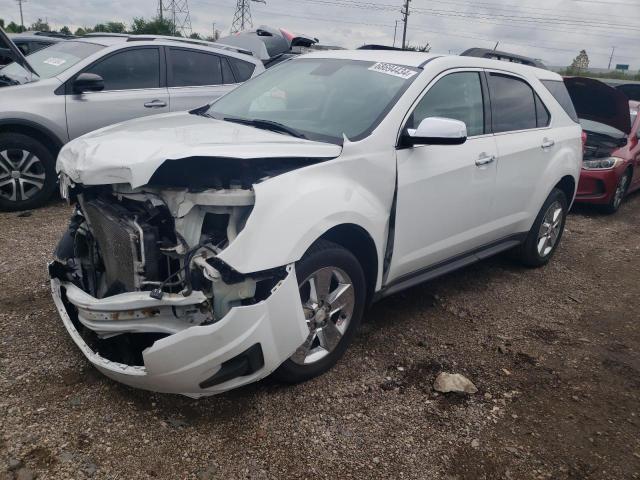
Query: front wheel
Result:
<box><xmin>601</xmin><ymin>170</ymin><xmax>630</xmax><ymax>214</ymax></box>
<box><xmin>515</xmin><ymin>188</ymin><xmax>568</xmax><ymax>268</ymax></box>
<box><xmin>0</xmin><ymin>133</ymin><xmax>57</xmax><ymax>211</ymax></box>
<box><xmin>273</xmin><ymin>240</ymin><xmax>366</xmax><ymax>384</ymax></box>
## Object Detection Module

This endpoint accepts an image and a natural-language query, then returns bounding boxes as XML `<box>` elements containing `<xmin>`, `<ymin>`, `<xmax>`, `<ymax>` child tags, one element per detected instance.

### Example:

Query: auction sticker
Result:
<box><xmin>368</xmin><ymin>62</ymin><xmax>418</xmax><ymax>79</ymax></box>
<box><xmin>43</xmin><ymin>57</ymin><xmax>67</xmax><ymax>67</ymax></box>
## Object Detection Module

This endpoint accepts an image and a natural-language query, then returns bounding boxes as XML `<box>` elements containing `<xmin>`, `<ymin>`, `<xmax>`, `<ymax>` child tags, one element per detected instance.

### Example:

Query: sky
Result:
<box><xmin>2</xmin><ymin>0</ymin><xmax>639</xmax><ymax>69</ymax></box>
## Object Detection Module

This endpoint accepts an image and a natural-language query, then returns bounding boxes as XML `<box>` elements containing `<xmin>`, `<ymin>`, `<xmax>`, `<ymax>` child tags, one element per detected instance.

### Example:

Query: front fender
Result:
<box><xmin>218</xmin><ymin>155</ymin><xmax>395</xmax><ymax>277</ymax></box>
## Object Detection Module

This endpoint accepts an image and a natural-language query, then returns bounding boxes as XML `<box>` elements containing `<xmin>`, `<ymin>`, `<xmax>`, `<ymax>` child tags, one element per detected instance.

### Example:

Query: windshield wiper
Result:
<box><xmin>223</xmin><ymin>116</ymin><xmax>307</xmax><ymax>139</ymax></box>
<box><xmin>0</xmin><ymin>74</ymin><xmax>19</xmax><ymax>86</ymax></box>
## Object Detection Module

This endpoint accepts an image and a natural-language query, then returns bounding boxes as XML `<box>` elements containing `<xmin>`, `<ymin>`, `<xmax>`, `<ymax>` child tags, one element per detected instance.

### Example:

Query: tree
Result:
<box><xmin>0</xmin><ymin>19</ymin><xmax>5</xmax><ymax>29</ymax></box>
<box><xmin>30</xmin><ymin>18</ymin><xmax>51</xmax><ymax>32</ymax></box>
<box><xmin>130</xmin><ymin>17</ymin><xmax>179</xmax><ymax>36</ymax></box>
<box><xmin>5</xmin><ymin>21</ymin><xmax>24</xmax><ymax>33</ymax></box>
<box><xmin>92</xmin><ymin>21</ymin><xmax>126</xmax><ymax>34</ymax></box>
<box><xmin>59</xmin><ymin>26</ymin><xmax>72</xmax><ymax>36</ymax></box>
<box><xmin>570</xmin><ymin>49</ymin><xmax>589</xmax><ymax>73</ymax></box>
<box><xmin>74</xmin><ymin>27</ymin><xmax>87</xmax><ymax>36</ymax></box>
<box><xmin>189</xmin><ymin>32</ymin><xmax>203</xmax><ymax>40</ymax></box>
<box><xmin>405</xmin><ymin>43</ymin><xmax>431</xmax><ymax>52</ymax></box>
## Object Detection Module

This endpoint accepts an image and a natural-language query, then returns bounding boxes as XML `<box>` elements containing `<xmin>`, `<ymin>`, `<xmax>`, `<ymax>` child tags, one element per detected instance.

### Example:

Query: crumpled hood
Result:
<box><xmin>57</xmin><ymin>112</ymin><xmax>342</xmax><ymax>188</ymax></box>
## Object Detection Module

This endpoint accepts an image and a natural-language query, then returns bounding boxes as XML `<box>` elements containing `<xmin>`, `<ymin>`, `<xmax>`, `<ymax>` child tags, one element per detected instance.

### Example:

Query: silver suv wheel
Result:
<box><xmin>0</xmin><ymin>149</ymin><xmax>46</xmax><ymax>202</ymax></box>
<box><xmin>291</xmin><ymin>266</ymin><xmax>355</xmax><ymax>365</ymax></box>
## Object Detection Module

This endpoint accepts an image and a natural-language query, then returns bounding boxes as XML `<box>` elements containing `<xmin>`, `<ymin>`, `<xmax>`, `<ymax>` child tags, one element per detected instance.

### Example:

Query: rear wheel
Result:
<box><xmin>273</xmin><ymin>240</ymin><xmax>366</xmax><ymax>383</ymax></box>
<box><xmin>0</xmin><ymin>133</ymin><xmax>57</xmax><ymax>212</ymax></box>
<box><xmin>515</xmin><ymin>188</ymin><xmax>568</xmax><ymax>268</ymax></box>
<box><xmin>601</xmin><ymin>170</ymin><xmax>630</xmax><ymax>214</ymax></box>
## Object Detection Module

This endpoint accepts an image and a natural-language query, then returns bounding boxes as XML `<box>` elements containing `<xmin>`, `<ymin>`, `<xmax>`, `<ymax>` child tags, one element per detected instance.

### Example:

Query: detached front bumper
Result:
<box><xmin>50</xmin><ymin>266</ymin><xmax>308</xmax><ymax>397</ymax></box>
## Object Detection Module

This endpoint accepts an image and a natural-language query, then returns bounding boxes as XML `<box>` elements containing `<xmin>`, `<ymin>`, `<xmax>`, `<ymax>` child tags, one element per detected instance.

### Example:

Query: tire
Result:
<box><xmin>601</xmin><ymin>169</ymin><xmax>630</xmax><ymax>215</ymax></box>
<box><xmin>515</xmin><ymin>188</ymin><xmax>568</xmax><ymax>268</ymax></box>
<box><xmin>0</xmin><ymin>133</ymin><xmax>57</xmax><ymax>212</ymax></box>
<box><xmin>273</xmin><ymin>239</ymin><xmax>366</xmax><ymax>384</ymax></box>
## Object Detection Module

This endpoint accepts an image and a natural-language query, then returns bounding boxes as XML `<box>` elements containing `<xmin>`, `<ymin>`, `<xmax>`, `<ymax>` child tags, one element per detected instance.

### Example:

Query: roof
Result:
<box><xmin>297</xmin><ymin>49</ymin><xmax>560</xmax><ymax>80</ymax></box>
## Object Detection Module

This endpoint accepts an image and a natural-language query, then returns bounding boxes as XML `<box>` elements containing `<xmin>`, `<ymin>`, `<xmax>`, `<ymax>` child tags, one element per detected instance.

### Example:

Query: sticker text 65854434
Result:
<box><xmin>368</xmin><ymin>62</ymin><xmax>418</xmax><ymax>80</ymax></box>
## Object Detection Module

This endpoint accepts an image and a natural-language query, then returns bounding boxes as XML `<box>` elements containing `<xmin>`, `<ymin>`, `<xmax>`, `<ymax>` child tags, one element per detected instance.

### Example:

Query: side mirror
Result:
<box><xmin>73</xmin><ymin>73</ymin><xmax>104</xmax><ymax>94</ymax></box>
<box><xmin>403</xmin><ymin>117</ymin><xmax>467</xmax><ymax>146</ymax></box>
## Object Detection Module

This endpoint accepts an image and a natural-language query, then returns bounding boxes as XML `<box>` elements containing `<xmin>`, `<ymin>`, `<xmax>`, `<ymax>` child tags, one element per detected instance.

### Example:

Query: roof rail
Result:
<box><xmin>460</xmin><ymin>48</ymin><xmax>546</xmax><ymax>69</ymax></box>
<box><xmin>80</xmin><ymin>33</ymin><xmax>255</xmax><ymax>57</ymax></box>
<box><xmin>83</xmin><ymin>33</ymin><xmax>130</xmax><ymax>38</ymax></box>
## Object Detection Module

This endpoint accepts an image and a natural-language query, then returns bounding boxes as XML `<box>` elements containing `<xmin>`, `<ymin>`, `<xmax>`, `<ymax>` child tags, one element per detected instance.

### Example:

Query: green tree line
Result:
<box><xmin>0</xmin><ymin>17</ymin><xmax>219</xmax><ymax>41</ymax></box>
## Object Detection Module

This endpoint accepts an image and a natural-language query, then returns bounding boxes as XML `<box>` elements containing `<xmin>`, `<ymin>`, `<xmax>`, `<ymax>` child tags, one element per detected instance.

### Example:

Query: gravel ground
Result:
<box><xmin>1</xmin><ymin>194</ymin><xmax>639</xmax><ymax>480</ymax></box>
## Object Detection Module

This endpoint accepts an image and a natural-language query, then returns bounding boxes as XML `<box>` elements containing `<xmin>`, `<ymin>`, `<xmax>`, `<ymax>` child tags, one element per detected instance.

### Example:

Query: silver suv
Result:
<box><xmin>0</xmin><ymin>30</ymin><xmax>264</xmax><ymax>211</ymax></box>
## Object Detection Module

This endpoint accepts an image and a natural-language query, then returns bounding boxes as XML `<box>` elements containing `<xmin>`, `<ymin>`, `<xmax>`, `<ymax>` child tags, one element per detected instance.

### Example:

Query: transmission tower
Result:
<box><xmin>158</xmin><ymin>0</ymin><xmax>192</xmax><ymax>36</ymax></box>
<box><xmin>230</xmin><ymin>0</ymin><xmax>266</xmax><ymax>34</ymax></box>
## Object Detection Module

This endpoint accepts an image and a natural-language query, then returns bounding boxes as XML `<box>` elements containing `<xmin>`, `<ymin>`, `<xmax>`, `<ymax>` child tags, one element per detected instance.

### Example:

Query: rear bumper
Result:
<box><xmin>50</xmin><ymin>265</ymin><xmax>308</xmax><ymax>397</ymax></box>
<box><xmin>574</xmin><ymin>168</ymin><xmax>619</xmax><ymax>205</ymax></box>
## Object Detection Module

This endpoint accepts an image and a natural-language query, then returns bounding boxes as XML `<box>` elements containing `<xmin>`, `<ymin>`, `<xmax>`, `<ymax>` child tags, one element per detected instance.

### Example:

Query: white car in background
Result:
<box><xmin>50</xmin><ymin>50</ymin><xmax>582</xmax><ymax>397</ymax></box>
<box><xmin>0</xmin><ymin>29</ymin><xmax>263</xmax><ymax>211</ymax></box>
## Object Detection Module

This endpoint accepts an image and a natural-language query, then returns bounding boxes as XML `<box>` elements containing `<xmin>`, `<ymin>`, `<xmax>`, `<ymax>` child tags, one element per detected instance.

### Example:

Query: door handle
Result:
<box><xmin>541</xmin><ymin>138</ymin><xmax>555</xmax><ymax>149</ymax></box>
<box><xmin>144</xmin><ymin>99</ymin><xmax>167</xmax><ymax>108</ymax></box>
<box><xmin>475</xmin><ymin>153</ymin><xmax>496</xmax><ymax>166</ymax></box>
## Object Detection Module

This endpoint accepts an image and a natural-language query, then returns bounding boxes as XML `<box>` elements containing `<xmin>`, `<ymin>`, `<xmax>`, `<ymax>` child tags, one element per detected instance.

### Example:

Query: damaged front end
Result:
<box><xmin>49</xmin><ymin>172</ymin><xmax>308</xmax><ymax>396</ymax></box>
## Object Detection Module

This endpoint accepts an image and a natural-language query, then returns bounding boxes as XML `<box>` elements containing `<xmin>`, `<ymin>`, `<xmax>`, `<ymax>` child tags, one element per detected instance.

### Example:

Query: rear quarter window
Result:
<box><xmin>541</xmin><ymin>80</ymin><xmax>579</xmax><ymax>123</ymax></box>
<box><xmin>228</xmin><ymin>57</ymin><xmax>256</xmax><ymax>82</ymax></box>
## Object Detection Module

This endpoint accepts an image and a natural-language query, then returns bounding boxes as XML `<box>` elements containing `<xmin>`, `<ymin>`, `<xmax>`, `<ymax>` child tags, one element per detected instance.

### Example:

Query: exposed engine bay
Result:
<box><xmin>50</xmin><ymin>179</ymin><xmax>289</xmax><ymax>366</ymax></box>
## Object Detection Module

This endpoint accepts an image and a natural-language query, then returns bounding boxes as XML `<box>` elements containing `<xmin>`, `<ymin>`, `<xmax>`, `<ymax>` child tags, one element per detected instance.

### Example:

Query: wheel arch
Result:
<box><xmin>554</xmin><ymin>175</ymin><xmax>576</xmax><ymax>204</ymax></box>
<box><xmin>318</xmin><ymin>223</ymin><xmax>379</xmax><ymax>305</ymax></box>
<box><xmin>0</xmin><ymin>119</ymin><xmax>64</xmax><ymax>158</ymax></box>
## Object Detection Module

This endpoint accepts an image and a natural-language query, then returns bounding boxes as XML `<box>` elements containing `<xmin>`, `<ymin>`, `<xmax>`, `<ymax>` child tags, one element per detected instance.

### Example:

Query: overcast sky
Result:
<box><xmin>2</xmin><ymin>0</ymin><xmax>639</xmax><ymax>69</ymax></box>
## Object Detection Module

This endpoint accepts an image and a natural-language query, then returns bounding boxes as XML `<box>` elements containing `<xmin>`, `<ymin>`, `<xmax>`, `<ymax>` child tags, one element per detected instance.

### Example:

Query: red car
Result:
<box><xmin>565</xmin><ymin>77</ymin><xmax>640</xmax><ymax>213</ymax></box>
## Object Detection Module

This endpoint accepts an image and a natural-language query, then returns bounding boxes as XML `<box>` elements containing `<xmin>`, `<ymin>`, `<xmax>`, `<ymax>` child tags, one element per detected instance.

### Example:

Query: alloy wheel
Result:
<box><xmin>537</xmin><ymin>200</ymin><xmax>563</xmax><ymax>257</ymax></box>
<box><xmin>0</xmin><ymin>149</ymin><xmax>46</xmax><ymax>202</ymax></box>
<box><xmin>612</xmin><ymin>173</ymin><xmax>629</xmax><ymax>210</ymax></box>
<box><xmin>291</xmin><ymin>266</ymin><xmax>355</xmax><ymax>365</ymax></box>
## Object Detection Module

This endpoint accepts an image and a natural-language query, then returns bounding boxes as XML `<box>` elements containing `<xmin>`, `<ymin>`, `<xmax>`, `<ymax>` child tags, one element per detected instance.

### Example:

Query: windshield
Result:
<box><xmin>205</xmin><ymin>58</ymin><xmax>420</xmax><ymax>144</ymax></box>
<box><xmin>0</xmin><ymin>41</ymin><xmax>104</xmax><ymax>85</ymax></box>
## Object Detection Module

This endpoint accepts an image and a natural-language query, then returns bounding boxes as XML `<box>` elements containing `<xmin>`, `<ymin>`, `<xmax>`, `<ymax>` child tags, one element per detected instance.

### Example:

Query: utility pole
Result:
<box><xmin>393</xmin><ymin>20</ymin><xmax>399</xmax><ymax>47</ymax></box>
<box><xmin>401</xmin><ymin>0</ymin><xmax>410</xmax><ymax>50</ymax></box>
<box><xmin>158</xmin><ymin>0</ymin><xmax>163</xmax><ymax>21</ymax></box>
<box><xmin>608</xmin><ymin>46</ymin><xmax>616</xmax><ymax>70</ymax></box>
<box><xmin>16</xmin><ymin>0</ymin><xmax>26</xmax><ymax>30</ymax></box>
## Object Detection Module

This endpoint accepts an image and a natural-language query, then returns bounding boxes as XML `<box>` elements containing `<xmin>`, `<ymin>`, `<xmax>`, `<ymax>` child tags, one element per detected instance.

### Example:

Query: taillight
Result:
<box><xmin>581</xmin><ymin>130</ymin><xmax>587</xmax><ymax>154</ymax></box>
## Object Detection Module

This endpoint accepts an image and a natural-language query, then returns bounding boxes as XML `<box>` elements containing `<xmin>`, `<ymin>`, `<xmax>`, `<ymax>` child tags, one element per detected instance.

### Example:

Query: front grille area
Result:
<box><xmin>83</xmin><ymin>199</ymin><xmax>140</xmax><ymax>292</ymax></box>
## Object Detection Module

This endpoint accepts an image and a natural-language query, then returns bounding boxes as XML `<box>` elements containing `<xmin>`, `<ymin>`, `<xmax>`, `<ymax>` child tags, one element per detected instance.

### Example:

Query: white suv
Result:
<box><xmin>0</xmin><ymin>30</ymin><xmax>263</xmax><ymax>211</ymax></box>
<box><xmin>50</xmin><ymin>50</ymin><xmax>582</xmax><ymax>397</ymax></box>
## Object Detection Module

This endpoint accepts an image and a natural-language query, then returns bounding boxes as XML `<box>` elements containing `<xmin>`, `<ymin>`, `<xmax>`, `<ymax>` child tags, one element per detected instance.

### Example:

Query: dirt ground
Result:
<box><xmin>1</xmin><ymin>193</ymin><xmax>639</xmax><ymax>480</ymax></box>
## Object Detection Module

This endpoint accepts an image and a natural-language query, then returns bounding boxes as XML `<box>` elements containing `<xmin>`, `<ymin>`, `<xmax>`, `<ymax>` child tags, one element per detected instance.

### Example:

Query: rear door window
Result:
<box><xmin>85</xmin><ymin>47</ymin><xmax>160</xmax><ymax>91</ymax></box>
<box><xmin>542</xmin><ymin>79</ymin><xmax>579</xmax><ymax>123</ymax></box>
<box><xmin>169</xmin><ymin>48</ymin><xmax>223</xmax><ymax>87</ymax></box>
<box><xmin>488</xmin><ymin>73</ymin><xmax>537</xmax><ymax>133</ymax></box>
